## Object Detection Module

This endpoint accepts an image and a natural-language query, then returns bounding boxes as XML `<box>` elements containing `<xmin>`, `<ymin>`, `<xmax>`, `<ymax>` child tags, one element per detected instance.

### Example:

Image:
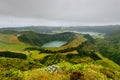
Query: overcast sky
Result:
<box><xmin>0</xmin><ymin>0</ymin><xmax>120</xmax><ymax>27</ymax></box>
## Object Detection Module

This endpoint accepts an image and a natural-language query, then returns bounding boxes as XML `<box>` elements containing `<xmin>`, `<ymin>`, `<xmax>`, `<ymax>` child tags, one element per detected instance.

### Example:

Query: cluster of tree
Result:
<box><xmin>40</xmin><ymin>54</ymin><xmax>67</xmax><ymax>65</ymax></box>
<box><xmin>0</xmin><ymin>51</ymin><xmax>27</xmax><ymax>59</ymax></box>
<box><xmin>83</xmin><ymin>34</ymin><xmax>95</xmax><ymax>43</ymax></box>
<box><xmin>25</xmin><ymin>47</ymin><xmax>76</xmax><ymax>54</ymax></box>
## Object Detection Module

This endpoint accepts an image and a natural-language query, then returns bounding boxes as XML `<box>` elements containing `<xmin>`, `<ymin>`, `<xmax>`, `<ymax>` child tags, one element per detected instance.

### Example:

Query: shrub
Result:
<box><xmin>0</xmin><ymin>51</ymin><xmax>27</xmax><ymax>59</ymax></box>
<box><xmin>100</xmin><ymin>68</ymin><xmax>116</xmax><ymax>79</ymax></box>
<box><xmin>41</xmin><ymin>54</ymin><xmax>67</xmax><ymax>65</ymax></box>
<box><xmin>70</xmin><ymin>71</ymin><xmax>84</xmax><ymax>80</ymax></box>
<box><xmin>67</xmin><ymin>64</ymin><xmax>88</xmax><ymax>72</ymax></box>
<box><xmin>5</xmin><ymin>69</ymin><xmax>24</xmax><ymax>80</ymax></box>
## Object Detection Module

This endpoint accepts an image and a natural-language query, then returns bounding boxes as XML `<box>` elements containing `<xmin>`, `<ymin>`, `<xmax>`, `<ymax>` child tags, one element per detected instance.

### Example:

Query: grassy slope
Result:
<box><xmin>5</xmin><ymin>52</ymin><xmax>119</xmax><ymax>80</ymax></box>
<box><xmin>18</xmin><ymin>46</ymin><xmax>120</xmax><ymax>80</ymax></box>
<box><xmin>0</xmin><ymin>34</ymin><xmax>32</xmax><ymax>51</ymax></box>
<box><xmin>0</xmin><ymin>32</ymin><xmax>120</xmax><ymax>80</ymax></box>
<box><xmin>25</xmin><ymin>50</ymin><xmax>51</xmax><ymax>60</ymax></box>
<box><xmin>95</xmin><ymin>52</ymin><xmax>120</xmax><ymax>70</ymax></box>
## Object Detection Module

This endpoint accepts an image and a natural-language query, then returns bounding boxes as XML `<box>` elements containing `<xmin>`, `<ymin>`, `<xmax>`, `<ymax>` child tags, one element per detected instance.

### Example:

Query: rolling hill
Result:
<box><xmin>0</xmin><ymin>29</ymin><xmax>120</xmax><ymax>80</ymax></box>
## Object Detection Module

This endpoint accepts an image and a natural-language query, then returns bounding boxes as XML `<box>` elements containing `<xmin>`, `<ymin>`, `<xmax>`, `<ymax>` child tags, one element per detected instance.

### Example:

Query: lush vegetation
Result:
<box><xmin>0</xmin><ymin>27</ymin><xmax>120</xmax><ymax>80</ymax></box>
<box><xmin>0</xmin><ymin>51</ymin><xmax>27</xmax><ymax>59</ymax></box>
<box><xmin>94</xmin><ymin>31</ymin><xmax>120</xmax><ymax>65</ymax></box>
<box><xmin>0</xmin><ymin>34</ymin><xmax>31</xmax><ymax>51</ymax></box>
<box><xmin>18</xmin><ymin>31</ymin><xmax>75</xmax><ymax>46</ymax></box>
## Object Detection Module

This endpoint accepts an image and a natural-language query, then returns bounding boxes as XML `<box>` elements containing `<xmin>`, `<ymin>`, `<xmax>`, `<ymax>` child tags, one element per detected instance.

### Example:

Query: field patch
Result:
<box><xmin>0</xmin><ymin>34</ymin><xmax>32</xmax><ymax>51</ymax></box>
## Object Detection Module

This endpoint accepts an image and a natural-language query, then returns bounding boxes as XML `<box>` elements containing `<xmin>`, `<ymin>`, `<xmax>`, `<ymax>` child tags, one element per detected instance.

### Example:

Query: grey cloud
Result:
<box><xmin>0</xmin><ymin>0</ymin><xmax>120</xmax><ymax>25</ymax></box>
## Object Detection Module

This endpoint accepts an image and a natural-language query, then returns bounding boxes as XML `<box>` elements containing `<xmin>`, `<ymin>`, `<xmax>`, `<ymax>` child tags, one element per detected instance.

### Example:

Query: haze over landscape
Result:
<box><xmin>0</xmin><ymin>0</ymin><xmax>120</xmax><ymax>27</ymax></box>
<box><xmin>0</xmin><ymin>0</ymin><xmax>120</xmax><ymax>80</ymax></box>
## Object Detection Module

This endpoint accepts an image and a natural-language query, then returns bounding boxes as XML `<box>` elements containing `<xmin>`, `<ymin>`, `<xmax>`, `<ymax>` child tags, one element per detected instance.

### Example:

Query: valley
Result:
<box><xmin>0</xmin><ymin>26</ymin><xmax>120</xmax><ymax>80</ymax></box>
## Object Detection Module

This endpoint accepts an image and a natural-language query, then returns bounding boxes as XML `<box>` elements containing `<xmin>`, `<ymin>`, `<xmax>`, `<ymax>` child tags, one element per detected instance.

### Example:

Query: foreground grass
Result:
<box><xmin>0</xmin><ymin>51</ymin><xmax>120</xmax><ymax>80</ymax></box>
<box><xmin>1</xmin><ymin>62</ymin><xmax>120</xmax><ymax>80</ymax></box>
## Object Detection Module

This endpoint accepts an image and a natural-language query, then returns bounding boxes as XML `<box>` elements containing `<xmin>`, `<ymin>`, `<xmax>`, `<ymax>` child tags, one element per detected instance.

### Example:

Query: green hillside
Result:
<box><xmin>0</xmin><ymin>33</ymin><xmax>31</xmax><ymax>51</ymax></box>
<box><xmin>94</xmin><ymin>31</ymin><xmax>120</xmax><ymax>65</ymax></box>
<box><xmin>18</xmin><ymin>31</ymin><xmax>75</xmax><ymax>46</ymax></box>
<box><xmin>0</xmin><ymin>46</ymin><xmax>120</xmax><ymax>80</ymax></box>
<box><xmin>0</xmin><ymin>30</ymin><xmax>120</xmax><ymax>80</ymax></box>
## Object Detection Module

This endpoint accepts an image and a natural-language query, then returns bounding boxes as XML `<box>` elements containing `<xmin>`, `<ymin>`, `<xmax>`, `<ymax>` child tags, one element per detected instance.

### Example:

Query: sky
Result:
<box><xmin>0</xmin><ymin>0</ymin><xmax>120</xmax><ymax>27</ymax></box>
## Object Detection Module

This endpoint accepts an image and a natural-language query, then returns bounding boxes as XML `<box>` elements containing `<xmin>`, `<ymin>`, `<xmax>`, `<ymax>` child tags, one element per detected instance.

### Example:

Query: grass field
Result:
<box><xmin>25</xmin><ymin>50</ymin><xmax>51</xmax><ymax>60</ymax></box>
<box><xmin>0</xmin><ymin>34</ymin><xmax>32</xmax><ymax>51</ymax></box>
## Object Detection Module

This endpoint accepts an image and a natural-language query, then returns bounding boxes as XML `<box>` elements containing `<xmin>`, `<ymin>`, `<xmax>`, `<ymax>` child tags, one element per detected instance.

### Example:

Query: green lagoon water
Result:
<box><xmin>42</xmin><ymin>41</ymin><xmax>67</xmax><ymax>47</ymax></box>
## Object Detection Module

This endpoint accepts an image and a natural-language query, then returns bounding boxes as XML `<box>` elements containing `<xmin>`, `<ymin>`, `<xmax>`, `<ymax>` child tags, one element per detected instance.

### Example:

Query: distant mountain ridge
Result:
<box><xmin>0</xmin><ymin>25</ymin><xmax>120</xmax><ymax>34</ymax></box>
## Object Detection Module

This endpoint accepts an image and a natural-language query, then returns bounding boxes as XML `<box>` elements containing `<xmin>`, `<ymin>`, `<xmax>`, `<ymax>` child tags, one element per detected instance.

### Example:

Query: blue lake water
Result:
<box><xmin>42</xmin><ymin>41</ymin><xmax>67</xmax><ymax>47</ymax></box>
